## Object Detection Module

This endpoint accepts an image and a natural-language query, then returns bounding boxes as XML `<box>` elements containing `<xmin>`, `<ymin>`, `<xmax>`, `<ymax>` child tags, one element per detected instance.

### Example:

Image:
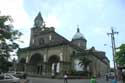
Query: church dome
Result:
<box><xmin>72</xmin><ymin>28</ymin><xmax>86</xmax><ymax>40</ymax></box>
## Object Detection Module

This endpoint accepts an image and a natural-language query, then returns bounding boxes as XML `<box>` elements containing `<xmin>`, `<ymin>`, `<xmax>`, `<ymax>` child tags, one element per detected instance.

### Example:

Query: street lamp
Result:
<box><xmin>13</xmin><ymin>58</ymin><xmax>16</xmax><ymax>71</ymax></box>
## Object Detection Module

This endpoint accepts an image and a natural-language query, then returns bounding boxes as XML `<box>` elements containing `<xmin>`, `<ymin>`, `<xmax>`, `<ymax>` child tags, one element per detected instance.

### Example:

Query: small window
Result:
<box><xmin>32</xmin><ymin>39</ymin><xmax>34</xmax><ymax>44</ymax></box>
<box><xmin>42</xmin><ymin>28</ymin><xmax>44</xmax><ymax>31</ymax></box>
<box><xmin>39</xmin><ymin>38</ymin><xmax>44</xmax><ymax>45</ymax></box>
<box><xmin>78</xmin><ymin>43</ymin><xmax>81</xmax><ymax>46</ymax></box>
<box><xmin>49</xmin><ymin>34</ymin><xmax>52</xmax><ymax>40</ymax></box>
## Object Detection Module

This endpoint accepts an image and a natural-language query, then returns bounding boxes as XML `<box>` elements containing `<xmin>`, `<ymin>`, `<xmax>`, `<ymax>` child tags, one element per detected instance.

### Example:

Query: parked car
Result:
<box><xmin>15</xmin><ymin>72</ymin><xmax>27</xmax><ymax>79</ymax></box>
<box><xmin>7</xmin><ymin>71</ymin><xmax>16</xmax><ymax>76</ymax></box>
<box><xmin>108</xmin><ymin>72</ymin><xmax>115</xmax><ymax>79</ymax></box>
<box><xmin>0</xmin><ymin>73</ymin><xmax>20</xmax><ymax>83</ymax></box>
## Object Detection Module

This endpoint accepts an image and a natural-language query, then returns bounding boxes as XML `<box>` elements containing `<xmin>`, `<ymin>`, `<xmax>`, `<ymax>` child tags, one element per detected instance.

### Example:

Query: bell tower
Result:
<box><xmin>30</xmin><ymin>12</ymin><xmax>45</xmax><ymax>47</ymax></box>
<box><xmin>29</xmin><ymin>12</ymin><xmax>55</xmax><ymax>47</ymax></box>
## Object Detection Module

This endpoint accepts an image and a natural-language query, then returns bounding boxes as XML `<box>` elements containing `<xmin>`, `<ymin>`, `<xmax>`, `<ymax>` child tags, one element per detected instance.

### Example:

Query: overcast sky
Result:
<box><xmin>0</xmin><ymin>0</ymin><xmax>125</xmax><ymax>67</ymax></box>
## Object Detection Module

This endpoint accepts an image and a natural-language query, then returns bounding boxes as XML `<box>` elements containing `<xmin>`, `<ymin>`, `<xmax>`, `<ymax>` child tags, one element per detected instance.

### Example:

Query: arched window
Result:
<box><xmin>39</xmin><ymin>38</ymin><xmax>44</xmax><ymax>45</ymax></box>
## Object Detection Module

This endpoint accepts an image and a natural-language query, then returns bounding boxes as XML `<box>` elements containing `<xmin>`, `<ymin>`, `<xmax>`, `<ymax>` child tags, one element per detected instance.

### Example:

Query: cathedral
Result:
<box><xmin>17</xmin><ymin>12</ymin><xmax>110</xmax><ymax>77</ymax></box>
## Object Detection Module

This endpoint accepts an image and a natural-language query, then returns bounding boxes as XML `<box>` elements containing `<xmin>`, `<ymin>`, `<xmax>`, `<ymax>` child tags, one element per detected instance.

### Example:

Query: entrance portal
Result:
<box><xmin>29</xmin><ymin>53</ymin><xmax>43</xmax><ymax>74</ymax></box>
<box><xmin>48</xmin><ymin>55</ymin><xmax>60</xmax><ymax>75</ymax></box>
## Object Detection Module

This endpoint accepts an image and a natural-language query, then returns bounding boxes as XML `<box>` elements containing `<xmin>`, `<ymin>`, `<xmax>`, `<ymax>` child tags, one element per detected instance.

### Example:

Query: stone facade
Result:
<box><xmin>17</xmin><ymin>12</ymin><xmax>110</xmax><ymax>77</ymax></box>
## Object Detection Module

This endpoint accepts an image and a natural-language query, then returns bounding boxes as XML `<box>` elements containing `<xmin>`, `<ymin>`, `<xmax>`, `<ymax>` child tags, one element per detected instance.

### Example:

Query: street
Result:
<box><xmin>26</xmin><ymin>77</ymin><xmax>122</xmax><ymax>83</ymax></box>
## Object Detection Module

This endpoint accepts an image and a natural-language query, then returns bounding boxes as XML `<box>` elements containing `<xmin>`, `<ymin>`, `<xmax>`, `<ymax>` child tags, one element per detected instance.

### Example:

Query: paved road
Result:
<box><xmin>20</xmin><ymin>79</ymin><xmax>29</xmax><ymax>83</ymax></box>
<box><xmin>26</xmin><ymin>77</ymin><xmax>122</xmax><ymax>83</ymax></box>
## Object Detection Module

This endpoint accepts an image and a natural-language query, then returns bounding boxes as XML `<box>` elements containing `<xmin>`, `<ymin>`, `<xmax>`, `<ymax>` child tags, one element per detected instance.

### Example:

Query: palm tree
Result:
<box><xmin>79</xmin><ymin>56</ymin><xmax>91</xmax><ymax>72</ymax></box>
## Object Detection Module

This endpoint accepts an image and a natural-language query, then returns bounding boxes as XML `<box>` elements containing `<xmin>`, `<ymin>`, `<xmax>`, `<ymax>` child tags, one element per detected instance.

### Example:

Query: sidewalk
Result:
<box><xmin>97</xmin><ymin>78</ymin><xmax>123</xmax><ymax>83</ymax></box>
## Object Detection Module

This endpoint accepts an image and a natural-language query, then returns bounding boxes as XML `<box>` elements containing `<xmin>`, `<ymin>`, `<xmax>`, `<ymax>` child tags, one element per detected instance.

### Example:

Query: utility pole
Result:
<box><xmin>107</xmin><ymin>27</ymin><xmax>118</xmax><ymax>80</ymax></box>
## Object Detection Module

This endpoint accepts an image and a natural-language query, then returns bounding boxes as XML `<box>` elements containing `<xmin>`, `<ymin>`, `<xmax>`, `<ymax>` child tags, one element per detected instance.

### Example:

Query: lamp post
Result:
<box><xmin>107</xmin><ymin>27</ymin><xmax>118</xmax><ymax>80</ymax></box>
<box><xmin>13</xmin><ymin>58</ymin><xmax>16</xmax><ymax>71</ymax></box>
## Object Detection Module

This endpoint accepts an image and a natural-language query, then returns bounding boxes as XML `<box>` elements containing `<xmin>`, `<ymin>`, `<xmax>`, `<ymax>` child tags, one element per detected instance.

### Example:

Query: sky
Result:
<box><xmin>0</xmin><ymin>0</ymin><xmax>125</xmax><ymax>67</ymax></box>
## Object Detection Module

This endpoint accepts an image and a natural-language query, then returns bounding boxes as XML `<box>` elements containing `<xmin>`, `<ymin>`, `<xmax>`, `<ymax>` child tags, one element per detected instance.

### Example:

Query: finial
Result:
<box><xmin>38</xmin><ymin>11</ymin><xmax>41</xmax><ymax>16</ymax></box>
<box><xmin>77</xmin><ymin>25</ymin><xmax>80</xmax><ymax>32</ymax></box>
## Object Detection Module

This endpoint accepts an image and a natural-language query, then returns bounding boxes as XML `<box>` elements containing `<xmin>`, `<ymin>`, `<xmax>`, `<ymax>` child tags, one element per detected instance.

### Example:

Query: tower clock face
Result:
<box><xmin>35</xmin><ymin>19</ymin><xmax>43</xmax><ymax>27</ymax></box>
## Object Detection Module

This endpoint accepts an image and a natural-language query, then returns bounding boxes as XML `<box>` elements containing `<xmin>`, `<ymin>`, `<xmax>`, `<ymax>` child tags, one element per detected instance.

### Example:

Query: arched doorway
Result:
<box><xmin>29</xmin><ymin>53</ymin><xmax>43</xmax><ymax>74</ymax></box>
<box><xmin>20</xmin><ymin>58</ymin><xmax>26</xmax><ymax>64</ymax></box>
<box><xmin>48</xmin><ymin>55</ymin><xmax>60</xmax><ymax>76</ymax></box>
<box><xmin>19</xmin><ymin>58</ymin><xmax>26</xmax><ymax>71</ymax></box>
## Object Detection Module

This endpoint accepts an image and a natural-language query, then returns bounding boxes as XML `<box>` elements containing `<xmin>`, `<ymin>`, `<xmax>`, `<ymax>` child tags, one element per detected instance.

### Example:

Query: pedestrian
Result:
<box><xmin>64</xmin><ymin>71</ymin><xmax>68</xmax><ymax>83</ymax></box>
<box><xmin>112</xmin><ymin>77</ymin><xmax>117</xmax><ymax>83</ymax></box>
<box><xmin>51</xmin><ymin>72</ymin><xmax>55</xmax><ymax>79</ymax></box>
<box><xmin>90</xmin><ymin>76</ymin><xmax>96</xmax><ymax>83</ymax></box>
<box><xmin>106</xmin><ymin>73</ymin><xmax>109</xmax><ymax>81</ymax></box>
<box><xmin>122</xmin><ymin>71</ymin><xmax>125</xmax><ymax>83</ymax></box>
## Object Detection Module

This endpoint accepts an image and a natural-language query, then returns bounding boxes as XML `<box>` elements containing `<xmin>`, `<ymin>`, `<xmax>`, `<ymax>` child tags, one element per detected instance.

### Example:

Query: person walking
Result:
<box><xmin>106</xmin><ymin>73</ymin><xmax>109</xmax><ymax>81</ymax></box>
<box><xmin>64</xmin><ymin>71</ymin><xmax>68</xmax><ymax>83</ymax></box>
<box><xmin>112</xmin><ymin>77</ymin><xmax>117</xmax><ymax>83</ymax></box>
<box><xmin>90</xmin><ymin>76</ymin><xmax>96</xmax><ymax>83</ymax></box>
<box><xmin>122</xmin><ymin>71</ymin><xmax>125</xmax><ymax>83</ymax></box>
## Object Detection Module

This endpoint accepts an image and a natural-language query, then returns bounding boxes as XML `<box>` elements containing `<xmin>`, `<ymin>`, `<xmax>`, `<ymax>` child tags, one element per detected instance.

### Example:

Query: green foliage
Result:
<box><xmin>79</xmin><ymin>56</ymin><xmax>91</xmax><ymax>71</ymax></box>
<box><xmin>0</xmin><ymin>13</ymin><xmax>22</xmax><ymax>72</ymax></box>
<box><xmin>0</xmin><ymin>56</ymin><xmax>12</xmax><ymax>72</ymax></box>
<box><xmin>115</xmin><ymin>44</ymin><xmax>125</xmax><ymax>65</ymax></box>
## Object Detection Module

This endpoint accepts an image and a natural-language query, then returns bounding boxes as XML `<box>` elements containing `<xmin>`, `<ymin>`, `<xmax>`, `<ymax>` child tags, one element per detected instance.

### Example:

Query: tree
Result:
<box><xmin>115</xmin><ymin>44</ymin><xmax>125</xmax><ymax>65</ymax></box>
<box><xmin>0</xmin><ymin>13</ymin><xmax>22</xmax><ymax>72</ymax></box>
<box><xmin>79</xmin><ymin>56</ymin><xmax>91</xmax><ymax>72</ymax></box>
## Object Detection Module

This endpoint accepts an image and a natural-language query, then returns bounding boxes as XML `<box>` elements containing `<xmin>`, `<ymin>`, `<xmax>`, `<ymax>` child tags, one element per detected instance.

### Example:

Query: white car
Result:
<box><xmin>0</xmin><ymin>73</ymin><xmax>20</xmax><ymax>83</ymax></box>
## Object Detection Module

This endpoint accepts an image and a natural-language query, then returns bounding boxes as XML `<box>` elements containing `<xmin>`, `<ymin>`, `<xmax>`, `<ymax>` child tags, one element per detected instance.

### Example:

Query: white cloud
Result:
<box><xmin>0</xmin><ymin>0</ymin><xmax>32</xmax><ymax>48</ymax></box>
<box><xmin>87</xmin><ymin>0</ymin><xmax>105</xmax><ymax>11</ymax></box>
<box><xmin>45</xmin><ymin>15</ymin><xmax>60</xmax><ymax>28</ymax></box>
<box><xmin>18</xmin><ymin>34</ymin><xmax>30</xmax><ymax>48</ymax></box>
<box><xmin>92</xmin><ymin>26</ymin><xmax>110</xmax><ymax>36</ymax></box>
<box><xmin>0</xmin><ymin>0</ymin><xmax>32</xmax><ymax>29</ymax></box>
